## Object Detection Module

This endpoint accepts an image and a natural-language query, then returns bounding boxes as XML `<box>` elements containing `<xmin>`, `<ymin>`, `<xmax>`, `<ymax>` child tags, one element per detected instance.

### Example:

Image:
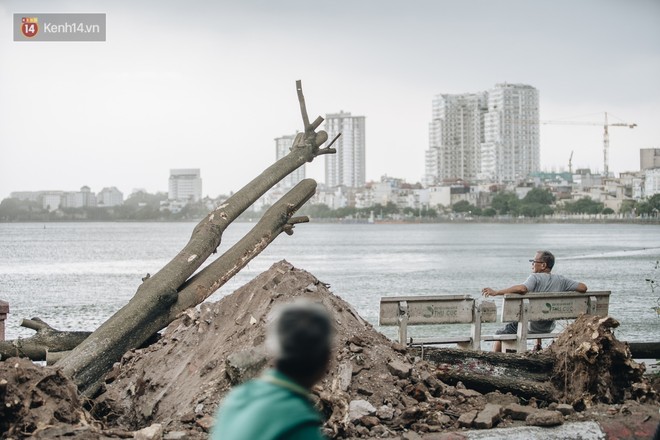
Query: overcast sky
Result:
<box><xmin>1</xmin><ymin>0</ymin><xmax>659</xmax><ymax>200</ymax></box>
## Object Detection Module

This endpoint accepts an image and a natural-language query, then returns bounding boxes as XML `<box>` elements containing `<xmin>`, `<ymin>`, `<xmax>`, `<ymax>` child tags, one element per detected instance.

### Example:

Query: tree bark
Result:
<box><xmin>420</xmin><ymin>347</ymin><xmax>557</xmax><ymax>401</ymax></box>
<box><xmin>60</xmin><ymin>179</ymin><xmax>318</xmax><ymax>396</ymax></box>
<box><xmin>0</xmin><ymin>318</ymin><xmax>90</xmax><ymax>361</ymax></box>
<box><xmin>418</xmin><ymin>347</ymin><xmax>554</xmax><ymax>378</ymax></box>
<box><xmin>436</xmin><ymin>369</ymin><xmax>556</xmax><ymax>402</ymax></box>
<box><xmin>56</xmin><ymin>81</ymin><xmax>335</xmax><ymax>397</ymax></box>
<box><xmin>628</xmin><ymin>342</ymin><xmax>660</xmax><ymax>359</ymax></box>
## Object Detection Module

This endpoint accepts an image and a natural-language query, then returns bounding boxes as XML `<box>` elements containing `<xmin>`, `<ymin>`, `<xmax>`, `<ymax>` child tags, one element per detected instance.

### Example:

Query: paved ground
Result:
<box><xmin>410</xmin><ymin>415</ymin><xmax>660</xmax><ymax>439</ymax></box>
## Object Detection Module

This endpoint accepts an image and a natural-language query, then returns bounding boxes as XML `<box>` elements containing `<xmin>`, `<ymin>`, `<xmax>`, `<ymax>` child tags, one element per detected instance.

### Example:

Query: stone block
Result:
<box><xmin>387</xmin><ymin>360</ymin><xmax>412</xmax><ymax>378</ymax></box>
<box><xmin>457</xmin><ymin>409</ymin><xmax>478</xmax><ymax>428</ymax></box>
<box><xmin>349</xmin><ymin>399</ymin><xmax>376</xmax><ymax>421</ymax></box>
<box><xmin>473</xmin><ymin>403</ymin><xmax>501</xmax><ymax>429</ymax></box>
<box><xmin>503</xmin><ymin>403</ymin><xmax>537</xmax><ymax>421</ymax></box>
<box><xmin>555</xmin><ymin>403</ymin><xmax>575</xmax><ymax>416</ymax></box>
<box><xmin>526</xmin><ymin>409</ymin><xmax>564</xmax><ymax>427</ymax></box>
<box><xmin>225</xmin><ymin>346</ymin><xmax>267</xmax><ymax>385</ymax></box>
<box><xmin>134</xmin><ymin>424</ymin><xmax>163</xmax><ymax>440</ymax></box>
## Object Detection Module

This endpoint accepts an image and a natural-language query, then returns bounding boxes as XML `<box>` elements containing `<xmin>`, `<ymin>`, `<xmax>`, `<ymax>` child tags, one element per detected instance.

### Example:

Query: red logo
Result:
<box><xmin>21</xmin><ymin>17</ymin><xmax>39</xmax><ymax>38</ymax></box>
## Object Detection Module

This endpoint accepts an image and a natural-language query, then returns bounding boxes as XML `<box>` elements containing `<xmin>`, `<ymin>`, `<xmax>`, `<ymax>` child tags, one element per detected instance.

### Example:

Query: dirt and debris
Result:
<box><xmin>1</xmin><ymin>260</ymin><xmax>660</xmax><ymax>439</ymax></box>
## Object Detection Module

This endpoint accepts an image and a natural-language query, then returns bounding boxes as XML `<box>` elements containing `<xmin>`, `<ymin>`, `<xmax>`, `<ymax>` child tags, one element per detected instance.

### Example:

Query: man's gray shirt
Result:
<box><xmin>522</xmin><ymin>273</ymin><xmax>581</xmax><ymax>333</ymax></box>
<box><xmin>523</xmin><ymin>273</ymin><xmax>581</xmax><ymax>293</ymax></box>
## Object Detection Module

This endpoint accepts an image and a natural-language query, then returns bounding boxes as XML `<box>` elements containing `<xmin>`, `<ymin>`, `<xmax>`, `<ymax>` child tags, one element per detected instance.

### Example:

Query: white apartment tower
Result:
<box><xmin>425</xmin><ymin>83</ymin><xmax>539</xmax><ymax>184</ymax></box>
<box><xmin>168</xmin><ymin>169</ymin><xmax>202</xmax><ymax>202</ymax></box>
<box><xmin>425</xmin><ymin>93</ymin><xmax>487</xmax><ymax>184</ymax></box>
<box><xmin>324</xmin><ymin>111</ymin><xmax>366</xmax><ymax>188</ymax></box>
<box><xmin>275</xmin><ymin>134</ymin><xmax>305</xmax><ymax>188</ymax></box>
<box><xmin>481</xmin><ymin>83</ymin><xmax>540</xmax><ymax>182</ymax></box>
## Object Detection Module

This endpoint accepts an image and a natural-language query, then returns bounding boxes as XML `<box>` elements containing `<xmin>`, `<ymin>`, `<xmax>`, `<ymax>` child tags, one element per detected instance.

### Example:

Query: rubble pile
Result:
<box><xmin>1</xmin><ymin>260</ymin><xmax>659</xmax><ymax>439</ymax></box>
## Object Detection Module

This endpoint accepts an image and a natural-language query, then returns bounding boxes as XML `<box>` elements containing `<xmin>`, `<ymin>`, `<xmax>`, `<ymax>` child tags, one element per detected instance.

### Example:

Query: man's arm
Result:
<box><xmin>576</xmin><ymin>282</ymin><xmax>587</xmax><ymax>293</ymax></box>
<box><xmin>481</xmin><ymin>284</ymin><xmax>528</xmax><ymax>297</ymax></box>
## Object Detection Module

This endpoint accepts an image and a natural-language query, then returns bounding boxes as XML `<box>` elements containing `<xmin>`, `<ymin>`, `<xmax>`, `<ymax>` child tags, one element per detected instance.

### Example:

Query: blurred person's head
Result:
<box><xmin>266</xmin><ymin>299</ymin><xmax>333</xmax><ymax>387</ymax></box>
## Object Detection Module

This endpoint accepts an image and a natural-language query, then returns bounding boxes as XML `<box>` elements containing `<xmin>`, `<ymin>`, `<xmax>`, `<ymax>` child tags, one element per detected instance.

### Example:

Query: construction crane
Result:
<box><xmin>541</xmin><ymin>112</ymin><xmax>636</xmax><ymax>177</ymax></box>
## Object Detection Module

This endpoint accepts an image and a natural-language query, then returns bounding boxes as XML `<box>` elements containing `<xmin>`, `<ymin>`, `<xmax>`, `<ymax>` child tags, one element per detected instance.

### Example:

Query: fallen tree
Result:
<box><xmin>416</xmin><ymin>314</ymin><xmax>655</xmax><ymax>406</ymax></box>
<box><xmin>4</xmin><ymin>81</ymin><xmax>339</xmax><ymax>397</ymax></box>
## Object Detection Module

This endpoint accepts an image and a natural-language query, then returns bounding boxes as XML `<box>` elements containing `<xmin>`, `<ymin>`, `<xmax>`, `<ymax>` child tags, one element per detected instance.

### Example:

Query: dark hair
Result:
<box><xmin>269</xmin><ymin>301</ymin><xmax>332</xmax><ymax>378</ymax></box>
<box><xmin>537</xmin><ymin>250</ymin><xmax>555</xmax><ymax>269</ymax></box>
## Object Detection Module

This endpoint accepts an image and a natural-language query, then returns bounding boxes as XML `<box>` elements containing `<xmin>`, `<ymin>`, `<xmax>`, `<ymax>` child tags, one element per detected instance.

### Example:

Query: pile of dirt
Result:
<box><xmin>93</xmin><ymin>259</ymin><xmax>442</xmax><ymax>438</ymax></box>
<box><xmin>1</xmin><ymin>260</ymin><xmax>660</xmax><ymax>439</ymax></box>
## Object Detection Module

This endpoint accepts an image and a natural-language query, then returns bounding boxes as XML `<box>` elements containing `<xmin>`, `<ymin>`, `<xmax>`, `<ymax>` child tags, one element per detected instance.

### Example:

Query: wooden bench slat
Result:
<box><xmin>482</xmin><ymin>332</ymin><xmax>557</xmax><ymax>341</ymax></box>
<box><xmin>380</xmin><ymin>297</ymin><xmax>476</xmax><ymax>326</ymax></box>
<box><xmin>410</xmin><ymin>336</ymin><xmax>473</xmax><ymax>345</ymax></box>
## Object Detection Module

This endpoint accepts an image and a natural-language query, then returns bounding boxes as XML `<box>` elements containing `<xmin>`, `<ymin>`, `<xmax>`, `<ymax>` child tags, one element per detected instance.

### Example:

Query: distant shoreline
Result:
<box><xmin>2</xmin><ymin>218</ymin><xmax>659</xmax><ymax>225</ymax></box>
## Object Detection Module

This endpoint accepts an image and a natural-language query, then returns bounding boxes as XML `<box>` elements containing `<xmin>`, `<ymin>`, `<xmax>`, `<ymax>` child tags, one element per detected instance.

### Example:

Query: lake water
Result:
<box><xmin>1</xmin><ymin>222</ymin><xmax>660</xmax><ymax>346</ymax></box>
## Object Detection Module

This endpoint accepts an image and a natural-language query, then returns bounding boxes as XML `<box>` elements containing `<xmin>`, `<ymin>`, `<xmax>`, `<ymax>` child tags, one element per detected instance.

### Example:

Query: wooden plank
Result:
<box><xmin>410</xmin><ymin>336</ymin><xmax>472</xmax><ymax>345</ymax></box>
<box><xmin>380</xmin><ymin>296</ymin><xmax>475</xmax><ymax>326</ymax></box>
<box><xmin>483</xmin><ymin>333</ymin><xmax>562</xmax><ymax>341</ymax></box>
<box><xmin>479</xmin><ymin>300</ymin><xmax>497</xmax><ymax>323</ymax></box>
<box><xmin>380</xmin><ymin>294</ymin><xmax>473</xmax><ymax>303</ymax></box>
<box><xmin>500</xmin><ymin>291</ymin><xmax>610</xmax><ymax>322</ymax></box>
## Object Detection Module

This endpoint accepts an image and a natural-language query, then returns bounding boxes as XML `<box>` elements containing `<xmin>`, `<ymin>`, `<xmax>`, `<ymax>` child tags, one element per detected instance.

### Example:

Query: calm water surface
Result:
<box><xmin>1</xmin><ymin>222</ymin><xmax>660</xmax><ymax>344</ymax></box>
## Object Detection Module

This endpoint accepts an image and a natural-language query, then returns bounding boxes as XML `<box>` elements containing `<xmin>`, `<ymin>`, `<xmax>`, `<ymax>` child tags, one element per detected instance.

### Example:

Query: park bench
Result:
<box><xmin>482</xmin><ymin>290</ymin><xmax>611</xmax><ymax>352</ymax></box>
<box><xmin>379</xmin><ymin>295</ymin><xmax>497</xmax><ymax>350</ymax></box>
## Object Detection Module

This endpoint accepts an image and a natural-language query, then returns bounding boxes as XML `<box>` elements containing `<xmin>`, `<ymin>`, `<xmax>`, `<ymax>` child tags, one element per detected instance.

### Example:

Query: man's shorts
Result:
<box><xmin>495</xmin><ymin>320</ymin><xmax>556</xmax><ymax>335</ymax></box>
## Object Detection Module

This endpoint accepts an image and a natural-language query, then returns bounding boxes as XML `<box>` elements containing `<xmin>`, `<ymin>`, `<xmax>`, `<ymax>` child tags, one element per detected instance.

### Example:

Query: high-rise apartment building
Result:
<box><xmin>275</xmin><ymin>134</ymin><xmax>305</xmax><ymax>188</ymax></box>
<box><xmin>481</xmin><ymin>83</ymin><xmax>540</xmax><ymax>182</ymax></box>
<box><xmin>425</xmin><ymin>93</ymin><xmax>487</xmax><ymax>185</ymax></box>
<box><xmin>168</xmin><ymin>169</ymin><xmax>202</xmax><ymax>202</ymax></box>
<box><xmin>324</xmin><ymin>111</ymin><xmax>366</xmax><ymax>188</ymax></box>
<box><xmin>425</xmin><ymin>83</ymin><xmax>539</xmax><ymax>184</ymax></box>
<box><xmin>640</xmin><ymin>148</ymin><xmax>660</xmax><ymax>171</ymax></box>
<box><xmin>98</xmin><ymin>186</ymin><xmax>124</xmax><ymax>207</ymax></box>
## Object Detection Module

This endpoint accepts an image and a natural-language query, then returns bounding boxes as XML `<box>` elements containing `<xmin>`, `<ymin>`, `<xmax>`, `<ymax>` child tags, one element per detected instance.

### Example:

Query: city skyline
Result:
<box><xmin>1</xmin><ymin>0</ymin><xmax>658</xmax><ymax>200</ymax></box>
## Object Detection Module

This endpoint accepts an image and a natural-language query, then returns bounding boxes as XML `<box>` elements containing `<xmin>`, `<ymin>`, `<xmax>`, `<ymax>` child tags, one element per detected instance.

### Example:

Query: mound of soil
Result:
<box><xmin>2</xmin><ymin>260</ymin><xmax>659</xmax><ymax>439</ymax></box>
<box><xmin>94</xmin><ymin>259</ymin><xmax>436</xmax><ymax>438</ymax></box>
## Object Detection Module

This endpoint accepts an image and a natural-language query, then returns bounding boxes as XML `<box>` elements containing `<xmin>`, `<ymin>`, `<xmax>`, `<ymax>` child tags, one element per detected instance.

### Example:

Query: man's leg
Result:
<box><xmin>493</xmin><ymin>322</ymin><xmax>518</xmax><ymax>352</ymax></box>
<box><xmin>530</xmin><ymin>321</ymin><xmax>555</xmax><ymax>352</ymax></box>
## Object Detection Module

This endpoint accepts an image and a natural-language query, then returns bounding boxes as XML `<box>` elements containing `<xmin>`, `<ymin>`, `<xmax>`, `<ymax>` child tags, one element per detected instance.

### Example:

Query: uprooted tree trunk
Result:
<box><xmin>418</xmin><ymin>314</ymin><xmax>656</xmax><ymax>406</ymax></box>
<box><xmin>36</xmin><ymin>81</ymin><xmax>340</xmax><ymax>397</ymax></box>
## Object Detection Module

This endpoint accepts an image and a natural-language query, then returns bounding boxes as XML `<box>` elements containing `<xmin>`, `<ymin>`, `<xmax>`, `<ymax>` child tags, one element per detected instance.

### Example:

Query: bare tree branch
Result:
<box><xmin>1</xmin><ymin>319</ymin><xmax>90</xmax><ymax>362</ymax></box>
<box><xmin>56</xmin><ymin>82</ymin><xmax>329</xmax><ymax>396</ymax></box>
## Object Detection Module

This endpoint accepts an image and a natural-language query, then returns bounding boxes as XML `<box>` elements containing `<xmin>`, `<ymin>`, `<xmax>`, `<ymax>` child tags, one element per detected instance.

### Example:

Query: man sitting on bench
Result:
<box><xmin>481</xmin><ymin>250</ymin><xmax>588</xmax><ymax>352</ymax></box>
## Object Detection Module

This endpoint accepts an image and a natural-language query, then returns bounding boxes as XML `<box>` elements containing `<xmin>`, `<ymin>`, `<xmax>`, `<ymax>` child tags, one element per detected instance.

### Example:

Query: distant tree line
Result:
<box><xmin>2</xmin><ymin>189</ymin><xmax>660</xmax><ymax>222</ymax></box>
<box><xmin>0</xmin><ymin>191</ymin><xmax>211</xmax><ymax>222</ymax></box>
<box><xmin>449</xmin><ymin>188</ymin><xmax>659</xmax><ymax>218</ymax></box>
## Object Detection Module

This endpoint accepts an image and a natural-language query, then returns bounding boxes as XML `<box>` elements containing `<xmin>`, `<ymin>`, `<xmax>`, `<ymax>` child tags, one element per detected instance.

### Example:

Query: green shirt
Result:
<box><xmin>211</xmin><ymin>370</ymin><xmax>325</xmax><ymax>440</ymax></box>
